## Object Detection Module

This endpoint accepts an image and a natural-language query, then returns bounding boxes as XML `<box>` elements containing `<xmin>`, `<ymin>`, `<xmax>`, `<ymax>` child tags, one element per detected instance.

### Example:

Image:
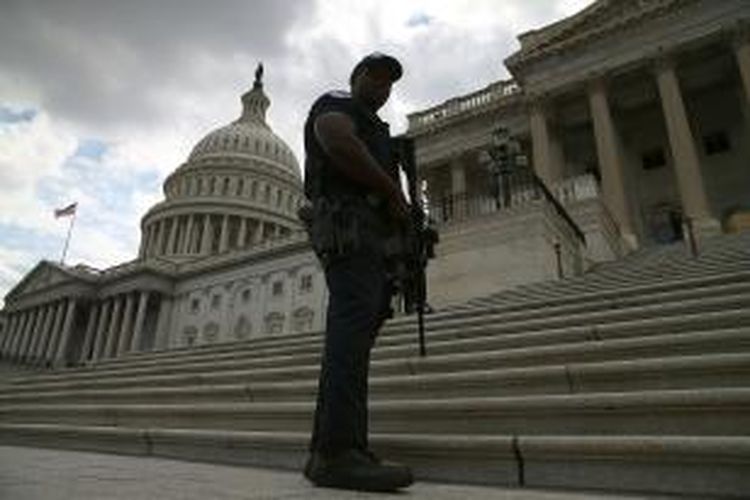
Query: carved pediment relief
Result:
<box><xmin>7</xmin><ymin>262</ymin><xmax>83</xmax><ymax>299</ymax></box>
<box><xmin>509</xmin><ymin>0</ymin><xmax>683</xmax><ymax>66</ymax></box>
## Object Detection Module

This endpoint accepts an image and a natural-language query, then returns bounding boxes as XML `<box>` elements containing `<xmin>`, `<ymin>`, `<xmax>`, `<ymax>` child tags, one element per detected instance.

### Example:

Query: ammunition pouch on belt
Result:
<box><xmin>298</xmin><ymin>194</ymin><xmax>390</xmax><ymax>265</ymax></box>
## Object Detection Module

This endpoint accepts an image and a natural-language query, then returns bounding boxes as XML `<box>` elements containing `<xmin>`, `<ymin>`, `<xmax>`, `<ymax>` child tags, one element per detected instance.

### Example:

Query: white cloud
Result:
<box><xmin>0</xmin><ymin>111</ymin><xmax>78</xmax><ymax>232</ymax></box>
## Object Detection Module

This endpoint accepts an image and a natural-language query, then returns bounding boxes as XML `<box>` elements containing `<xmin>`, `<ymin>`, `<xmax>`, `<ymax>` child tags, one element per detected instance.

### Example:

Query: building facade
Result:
<box><xmin>409</xmin><ymin>0</ymin><xmax>750</xmax><ymax>304</ymax></box>
<box><xmin>1</xmin><ymin>0</ymin><xmax>748</xmax><ymax>366</ymax></box>
<box><xmin>0</xmin><ymin>72</ymin><xmax>329</xmax><ymax>368</ymax></box>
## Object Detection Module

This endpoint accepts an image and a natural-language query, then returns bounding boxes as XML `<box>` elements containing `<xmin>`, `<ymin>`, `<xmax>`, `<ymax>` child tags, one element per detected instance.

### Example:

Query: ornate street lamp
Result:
<box><xmin>484</xmin><ymin>126</ymin><xmax>528</xmax><ymax>209</ymax></box>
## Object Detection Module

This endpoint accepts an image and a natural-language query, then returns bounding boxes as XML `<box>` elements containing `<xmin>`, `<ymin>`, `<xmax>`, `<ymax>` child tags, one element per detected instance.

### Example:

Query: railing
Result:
<box><xmin>408</xmin><ymin>80</ymin><xmax>521</xmax><ymax>132</ymax></box>
<box><xmin>553</xmin><ymin>173</ymin><xmax>600</xmax><ymax>203</ymax></box>
<box><xmin>429</xmin><ymin>168</ymin><xmax>586</xmax><ymax>245</ymax></box>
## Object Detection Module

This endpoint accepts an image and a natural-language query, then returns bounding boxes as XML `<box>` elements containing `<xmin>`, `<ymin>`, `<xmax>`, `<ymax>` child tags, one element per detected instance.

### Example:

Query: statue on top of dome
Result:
<box><xmin>254</xmin><ymin>62</ymin><xmax>264</xmax><ymax>89</ymax></box>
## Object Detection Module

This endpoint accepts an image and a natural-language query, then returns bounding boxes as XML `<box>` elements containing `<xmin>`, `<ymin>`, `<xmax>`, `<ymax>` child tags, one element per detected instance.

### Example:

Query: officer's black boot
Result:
<box><xmin>304</xmin><ymin>448</ymin><xmax>413</xmax><ymax>492</ymax></box>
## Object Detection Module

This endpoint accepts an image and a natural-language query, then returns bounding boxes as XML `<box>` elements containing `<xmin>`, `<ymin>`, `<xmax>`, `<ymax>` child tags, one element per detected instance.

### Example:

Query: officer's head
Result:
<box><xmin>350</xmin><ymin>52</ymin><xmax>402</xmax><ymax>112</ymax></box>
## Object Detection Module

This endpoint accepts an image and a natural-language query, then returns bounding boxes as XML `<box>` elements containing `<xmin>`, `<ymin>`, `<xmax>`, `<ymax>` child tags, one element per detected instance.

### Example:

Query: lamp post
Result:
<box><xmin>485</xmin><ymin>126</ymin><xmax>528</xmax><ymax>209</ymax></box>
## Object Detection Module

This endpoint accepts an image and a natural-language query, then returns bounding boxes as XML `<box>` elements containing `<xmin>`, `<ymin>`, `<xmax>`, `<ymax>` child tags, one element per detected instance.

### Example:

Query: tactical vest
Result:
<box><xmin>301</xmin><ymin>91</ymin><xmax>398</xmax><ymax>262</ymax></box>
<box><xmin>303</xmin><ymin>90</ymin><xmax>398</xmax><ymax>201</ymax></box>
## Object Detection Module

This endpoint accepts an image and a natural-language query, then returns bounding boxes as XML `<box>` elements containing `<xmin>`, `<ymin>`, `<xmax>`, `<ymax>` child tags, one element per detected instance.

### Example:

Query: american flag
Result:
<box><xmin>54</xmin><ymin>202</ymin><xmax>77</xmax><ymax>218</ymax></box>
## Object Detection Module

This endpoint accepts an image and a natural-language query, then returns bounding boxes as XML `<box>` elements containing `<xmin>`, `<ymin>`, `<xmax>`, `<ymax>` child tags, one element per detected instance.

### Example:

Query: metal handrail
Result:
<box><xmin>531</xmin><ymin>173</ymin><xmax>587</xmax><ymax>245</ymax></box>
<box><xmin>429</xmin><ymin>168</ymin><xmax>587</xmax><ymax>246</ymax></box>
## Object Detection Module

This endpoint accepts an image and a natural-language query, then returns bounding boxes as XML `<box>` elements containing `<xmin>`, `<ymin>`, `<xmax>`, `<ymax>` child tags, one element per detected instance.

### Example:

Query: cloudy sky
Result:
<box><xmin>0</xmin><ymin>0</ymin><xmax>593</xmax><ymax>305</ymax></box>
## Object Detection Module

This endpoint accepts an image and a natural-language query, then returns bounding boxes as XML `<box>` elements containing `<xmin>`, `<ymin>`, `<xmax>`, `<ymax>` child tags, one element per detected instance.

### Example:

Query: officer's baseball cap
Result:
<box><xmin>350</xmin><ymin>52</ymin><xmax>403</xmax><ymax>85</ymax></box>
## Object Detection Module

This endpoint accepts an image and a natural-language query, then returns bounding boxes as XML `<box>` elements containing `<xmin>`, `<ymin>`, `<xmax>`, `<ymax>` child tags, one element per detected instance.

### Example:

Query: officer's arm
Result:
<box><xmin>314</xmin><ymin>112</ymin><xmax>403</xmax><ymax>202</ymax></box>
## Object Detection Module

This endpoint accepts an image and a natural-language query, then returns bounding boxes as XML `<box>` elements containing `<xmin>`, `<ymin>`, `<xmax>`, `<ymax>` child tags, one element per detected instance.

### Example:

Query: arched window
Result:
<box><xmin>223</xmin><ymin>177</ymin><xmax>230</xmax><ymax>195</ymax></box>
<box><xmin>183</xmin><ymin>326</ymin><xmax>198</xmax><ymax>347</ymax></box>
<box><xmin>209</xmin><ymin>177</ymin><xmax>216</xmax><ymax>194</ymax></box>
<box><xmin>234</xmin><ymin>316</ymin><xmax>252</xmax><ymax>339</ymax></box>
<box><xmin>203</xmin><ymin>322</ymin><xmax>220</xmax><ymax>343</ymax></box>
<box><xmin>237</xmin><ymin>178</ymin><xmax>244</xmax><ymax>196</ymax></box>
<box><xmin>264</xmin><ymin>312</ymin><xmax>285</xmax><ymax>335</ymax></box>
<box><xmin>292</xmin><ymin>307</ymin><xmax>314</xmax><ymax>332</ymax></box>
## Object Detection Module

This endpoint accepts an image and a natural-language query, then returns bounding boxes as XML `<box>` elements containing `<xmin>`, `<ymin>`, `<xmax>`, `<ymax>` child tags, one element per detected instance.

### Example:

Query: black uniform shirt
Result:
<box><xmin>303</xmin><ymin>90</ymin><xmax>397</xmax><ymax>201</ymax></box>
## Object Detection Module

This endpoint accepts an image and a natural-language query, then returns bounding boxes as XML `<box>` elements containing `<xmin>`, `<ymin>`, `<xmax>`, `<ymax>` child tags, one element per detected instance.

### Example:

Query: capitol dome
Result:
<box><xmin>138</xmin><ymin>64</ymin><xmax>305</xmax><ymax>261</ymax></box>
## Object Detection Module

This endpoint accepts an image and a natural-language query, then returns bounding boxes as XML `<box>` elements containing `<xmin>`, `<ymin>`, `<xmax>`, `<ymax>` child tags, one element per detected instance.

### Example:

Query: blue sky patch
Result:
<box><xmin>0</xmin><ymin>106</ymin><xmax>37</xmax><ymax>124</ymax></box>
<box><xmin>407</xmin><ymin>12</ymin><xmax>433</xmax><ymax>28</ymax></box>
<box><xmin>73</xmin><ymin>138</ymin><xmax>108</xmax><ymax>160</ymax></box>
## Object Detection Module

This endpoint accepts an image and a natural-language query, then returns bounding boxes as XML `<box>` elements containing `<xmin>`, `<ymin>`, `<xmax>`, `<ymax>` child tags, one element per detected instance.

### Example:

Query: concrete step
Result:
<box><xmin>3</xmin><ymin>352</ymin><xmax>750</xmax><ymax>406</ymax></box>
<box><xmin>1</xmin><ymin>424</ymin><xmax>747</xmax><ymax>497</ymax></box>
<box><xmin>8</xmin><ymin>284</ymin><xmax>749</xmax><ymax>387</ymax></box>
<box><xmin>35</xmin><ymin>268</ymin><xmax>750</xmax><ymax>376</ymax></box>
<box><xmin>3</xmin><ymin>309</ymin><xmax>749</xmax><ymax>396</ymax></box>
<box><xmin>2</xmin><ymin>388</ymin><xmax>749</xmax><ymax>437</ymax></box>
<box><xmin>398</xmin><ymin>272</ymin><xmax>750</xmax><ymax>333</ymax></box>
<box><xmin>470</xmin><ymin>264</ymin><xmax>750</xmax><ymax>308</ymax></box>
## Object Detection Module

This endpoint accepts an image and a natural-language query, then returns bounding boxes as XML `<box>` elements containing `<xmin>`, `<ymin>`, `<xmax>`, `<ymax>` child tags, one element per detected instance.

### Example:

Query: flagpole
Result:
<box><xmin>60</xmin><ymin>211</ymin><xmax>76</xmax><ymax>265</ymax></box>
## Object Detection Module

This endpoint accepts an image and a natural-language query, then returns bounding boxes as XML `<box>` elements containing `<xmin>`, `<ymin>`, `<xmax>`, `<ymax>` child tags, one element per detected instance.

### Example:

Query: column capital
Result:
<box><xmin>649</xmin><ymin>47</ymin><xmax>680</xmax><ymax>75</ymax></box>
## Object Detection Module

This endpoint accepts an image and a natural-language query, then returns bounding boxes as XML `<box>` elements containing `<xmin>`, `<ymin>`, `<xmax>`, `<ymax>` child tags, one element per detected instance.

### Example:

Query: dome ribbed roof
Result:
<box><xmin>187</xmin><ymin>67</ymin><xmax>300</xmax><ymax>178</ymax></box>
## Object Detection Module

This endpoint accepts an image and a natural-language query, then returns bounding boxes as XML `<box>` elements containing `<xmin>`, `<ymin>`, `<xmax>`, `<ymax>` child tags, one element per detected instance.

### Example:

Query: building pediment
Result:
<box><xmin>507</xmin><ymin>0</ymin><xmax>686</xmax><ymax>71</ymax></box>
<box><xmin>5</xmin><ymin>261</ymin><xmax>98</xmax><ymax>302</ymax></box>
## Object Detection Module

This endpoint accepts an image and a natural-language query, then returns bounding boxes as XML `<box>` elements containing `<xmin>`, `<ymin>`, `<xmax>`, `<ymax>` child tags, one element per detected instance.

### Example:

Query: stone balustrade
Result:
<box><xmin>408</xmin><ymin>80</ymin><xmax>520</xmax><ymax>132</ymax></box>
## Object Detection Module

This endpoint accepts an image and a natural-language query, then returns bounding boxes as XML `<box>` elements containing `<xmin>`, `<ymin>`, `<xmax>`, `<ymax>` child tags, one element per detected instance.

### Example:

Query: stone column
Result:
<box><xmin>44</xmin><ymin>301</ymin><xmax>67</xmax><ymax>362</ymax></box>
<box><xmin>8</xmin><ymin>311</ymin><xmax>29</xmax><ymax>358</ymax></box>
<box><xmin>79</xmin><ymin>303</ymin><xmax>100</xmax><ymax>364</ymax></box>
<box><xmin>450</xmin><ymin>158</ymin><xmax>466</xmax><ymax>219</ymax></box>
<box><xmin>103</xmin><ymin>296</ymin><xmax>124</xmax><ymax>359</ymax></box>
<box><xmin>237</xmin><ymin>218</ymin><xmax>248</xmax><ymax>249</ymax></box>
<box><xmin>0</xmin><ymin>313</ymin><xmax>18</xmax><ymax>354</ymax></box>
<box><xmin>2</xmin><ymin>313</ymin><xmax>18</xmax><ymax>353</ymax></box>
<box><xmin>530</xmin><ymin>100</ymin><xmax>565</xmax><ymax>188</ymax></box>
<box><xmin>91</xmin><ymin>299</ymin><xmax>113</xmax><ymax>361</ymax></box>
<box><xmin>130</xmin><ymin>291</ymin><xmax>150</xmax><ymax>352</ymax></box>
<box><xmin>4</xmin><ymin>313</ymin><xmax>20</xmax><ymax>355</ymax></box>
<box><xmin>117</xmin><ymin>293</ymin><xmax>137</xmax><ymax>356</ymax></box>
<box><xmin>146</xmin><ymin>222</ymin><xmax>158</xmax><ymax>257</ymax></box>
<box><xmin>182</xmin><ymin>215</ymin><xmax>195</xmax><ymax>254</ymax></box>
<box><xmin>54</xmin><ymin>299</ymin><xmax>78</xmax><ymax>366</ymax></box>
<box><xmin>588</xmin><ymin>78</ymin><xmax>639</xmax><ymax>250</ymax></box>
<box><xmin>155</xmin><ymin>220</ymin><xmax>167</xmax><ymax>256</ymax></box>
<box><xmin>138</xmin><ymin>226</ymin><xmax>149</xmax><ymax>258</ymax></box>
<box><xmin>153</xmin><ymin>296</ymin><xmax>172</xmax><ymax>350</ymax></box>
<box><xmin>29</xmin><ymin>304</ymin><xmax>52</xmax><ymax>359</ymax></box>
<box><xmin>151</xmin><ymin>222</ymin><xmax>161</xmax><ymax>256</ymax></box>
<box><xmin>25</xmin><ymin>306</ymin><xmax>46</xmax><ymax>361</ymax></box>
<box><xmin>655</xmin><ymin>58</ymin><xmax>719</xmax><ymax>237</ymax></box>
<box><xmin>33</xmin><ymin>304</ymin><xmax>56</xmax><ymax>362</ymax></box>
<box><xmin>166</xmin><ymin>217</ymin><xmax>179</xmax><ymax>255</ymax></box>
<box><xmin>7</xmin><ymin>313</ymin><xmax>25</xmax><ymax>355</ymax></box>
<box><xmin>14</xmin><ymin>308</ymin><xmax>33</xmax><ymax>359</ymax></box>
<box><xmin>18</xmin><ymin>306</ymin><xmax>41</xmax><ymax>360</ymax></box>
<box><xmin>200</xmin><ymin>214</ymin><xmax>213</xmax><ymax>255</ymax></box>
<box><xmin>219</xmin><ymin>215</ymin><xmax>230</xmax><ymax>253</ymax></box>
<box><xmin>253</xmin><ymin>221</ymin><xmax>263</xmax><ymax>244</ymax></box>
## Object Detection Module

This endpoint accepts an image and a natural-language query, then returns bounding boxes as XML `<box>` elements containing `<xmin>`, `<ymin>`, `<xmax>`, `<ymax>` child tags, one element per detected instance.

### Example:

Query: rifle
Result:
<box><xmin>390</xmin><ymin>137</ymin><xmax>439</xmax><ymax>357</ymax></box>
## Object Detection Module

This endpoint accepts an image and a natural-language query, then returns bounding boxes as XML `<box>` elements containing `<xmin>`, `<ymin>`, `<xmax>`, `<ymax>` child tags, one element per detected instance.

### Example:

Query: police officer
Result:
<box><xmin>301</xmin><ymin>53</ymin><xmax>413</xmax><ymax>492</ymax></box>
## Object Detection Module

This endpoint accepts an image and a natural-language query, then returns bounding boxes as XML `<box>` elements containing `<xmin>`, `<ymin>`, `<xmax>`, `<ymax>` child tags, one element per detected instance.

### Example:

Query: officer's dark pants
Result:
<box><xmin>310</xmin><ymin>245</ymin><xmax>391</xmax><ymax>457</ymax></box>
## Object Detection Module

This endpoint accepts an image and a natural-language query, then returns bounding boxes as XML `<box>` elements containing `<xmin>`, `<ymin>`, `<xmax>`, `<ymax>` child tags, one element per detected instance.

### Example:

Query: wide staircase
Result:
<box><xmin>1</xmin><ymin>231</ymin><xmax>749</xmax><ymax>498</ymax></box>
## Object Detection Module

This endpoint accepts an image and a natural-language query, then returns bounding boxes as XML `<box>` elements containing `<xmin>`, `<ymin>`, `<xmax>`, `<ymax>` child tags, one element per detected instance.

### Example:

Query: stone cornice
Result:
<box><xmin>175</xmin><ymin>232</ymin><xmax>314</xmax><ymax>280</ymax></box>
<box><xmin>506</xmin><ymin>0</ymin><xmax>693</xmax><ymax>73</ymax></box>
